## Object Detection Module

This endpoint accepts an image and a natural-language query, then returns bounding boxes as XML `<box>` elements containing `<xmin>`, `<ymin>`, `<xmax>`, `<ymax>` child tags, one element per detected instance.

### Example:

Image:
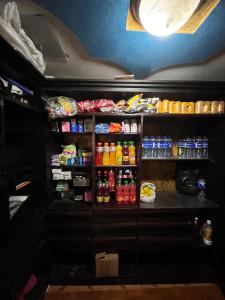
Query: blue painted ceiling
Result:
<box><xmin>33</xmin><ymin>0</ymin><xmax>225</xmax><ymax>79</ymax></box>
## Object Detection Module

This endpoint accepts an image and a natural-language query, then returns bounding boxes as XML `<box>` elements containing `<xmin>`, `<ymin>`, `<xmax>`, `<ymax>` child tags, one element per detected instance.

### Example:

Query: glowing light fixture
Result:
<box><xmin>131</xmin><ymin>0</ymin><xmax>201</xmax><ymax>36</ymax></box>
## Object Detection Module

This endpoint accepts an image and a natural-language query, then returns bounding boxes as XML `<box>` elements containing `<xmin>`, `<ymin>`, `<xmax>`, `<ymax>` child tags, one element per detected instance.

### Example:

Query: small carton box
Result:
<box><xmin>95</xmin><ymin>252</ymin><xmax>119</xmax><ymax>278</ymax></box>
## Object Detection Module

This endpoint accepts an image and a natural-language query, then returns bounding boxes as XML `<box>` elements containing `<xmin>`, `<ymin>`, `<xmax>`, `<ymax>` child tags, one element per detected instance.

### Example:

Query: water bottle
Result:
<box><xmin>152</xmin><ymin>136</ymin><xmax>158</xmax><ymax>158</ymax></box>
<box><xmin>168</xmin><ymin>137</ymin><xmax>172</xmax><ymax>158</ymax></box>
<box><xmin>202</xmin><ymin>136</ymin><xmax>208</xmax><ymax>158</ymax></box>
<box><xmin>148</xmin><ymin>136</ymin><xmax>154</xmax><ymax>158</ymax></box>
<box><xmin>190</xmin><ymin>137</ymin><xmax>195</xmax><ymax>158</ymax></box>
<box><xmin>157</xmin><ymin>136</ymin><xmax>163</xmax><ymax>158</ymax></box>
<box><xmin>186</xmin><ymin>137</ymin><xmax>191</xmax><ymax>158</ymax></box>
<box><xmin>183</xmin><ymin>138</ymin><xmax>187</xmax><ymax>158</ymax></box>
<box><xmin>196</xmin><ymin>136</ymin><xmax>203</xmax><ymax>158</ymax></box>
<box><xmin>142</xmin><ymin>136</ymin><xmax>148</xmax><ymax>159</ymax></box>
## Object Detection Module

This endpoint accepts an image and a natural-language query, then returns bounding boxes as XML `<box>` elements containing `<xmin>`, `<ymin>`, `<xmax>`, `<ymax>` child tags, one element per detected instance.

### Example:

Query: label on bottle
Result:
<box><xmin>203</xmin><ymin>228</ymin><xmax>212</xmax><ymax>246</ymax></box>
<box><xmin>123</xmin><ymin>156</ymin><xmax>129</xmax><ymax>164</ymax></box>
<box><xmin>104</xmin><ymin>196</ymin><xmax>110</xmax><ymax>203</ymax></box>
<box><xmin>129</xmin><ymin>156</ymin><xmax>136</xmax><ymax>165</ymax></box>
<box><xmin>97</xmin><ymin>196</ymin><xmax>103</xmax><ymax>203</ymax></box>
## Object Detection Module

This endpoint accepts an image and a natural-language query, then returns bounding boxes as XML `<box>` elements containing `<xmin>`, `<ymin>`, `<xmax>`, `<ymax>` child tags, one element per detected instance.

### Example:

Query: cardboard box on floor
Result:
<box><xmin>95</xmin><ymin>252</ymin><xmax>119</xmax><ymax>278</ymax></box>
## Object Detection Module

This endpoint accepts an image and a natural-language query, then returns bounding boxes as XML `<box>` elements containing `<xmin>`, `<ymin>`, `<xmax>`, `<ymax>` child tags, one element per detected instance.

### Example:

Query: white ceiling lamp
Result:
<box><xmin>131</xmin><ymin>0</ymin><xmax>201</xmax><ymax>37</ymax></box>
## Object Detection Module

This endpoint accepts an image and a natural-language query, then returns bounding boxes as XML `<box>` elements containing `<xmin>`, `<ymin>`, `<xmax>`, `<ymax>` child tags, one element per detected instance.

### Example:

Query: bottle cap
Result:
<box><xmin>207</xmin><ymin>220</ymin><xmax>211</xmax><ymax>225</ymax></box>
<box><xmin>117</xmin><ymin>141</ymin><xmax>121</xmax><ymax>145</ymax></box>
<box><xmin>124</xmin><ymin>180</ymin><xmax>128</xmax><ymax>184</ymax></box>
<box><xmin>123</xmin><ymin>141</ymin><xmax>127</xmax><ymax>145</ymax></box>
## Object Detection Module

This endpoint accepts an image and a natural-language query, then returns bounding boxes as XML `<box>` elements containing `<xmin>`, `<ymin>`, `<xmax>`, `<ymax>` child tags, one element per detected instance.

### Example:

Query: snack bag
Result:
<box><xmin>44</xmin><ymin>96</ymin><xmax>77</xmax><ymax>119</ymax></box>
<box><xmin>125</xmin><ymin>94</ymin><xmax>143</xmax><ymax>113</ymax></box>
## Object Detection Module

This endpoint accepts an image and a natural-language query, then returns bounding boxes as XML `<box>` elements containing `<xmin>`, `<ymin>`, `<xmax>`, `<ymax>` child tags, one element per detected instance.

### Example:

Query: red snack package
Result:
<box><xmin>94</xmin><ymin>99</ymin><xmax>115</xmax><ymax>112</ymax></box>
<box><xmin>78</xmin><ymin>100</ymin><xmax>96</xmax><ymax>112</ymax></box>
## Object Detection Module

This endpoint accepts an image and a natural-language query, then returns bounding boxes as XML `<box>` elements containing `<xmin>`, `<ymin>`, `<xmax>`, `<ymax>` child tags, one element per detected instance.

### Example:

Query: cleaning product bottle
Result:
<box><xmin>129</xmin><ymin>180</ymin><xmax>136</xmax><ymax>204</ymax></box>
<box><xmin>116</xmin><ymin>141</ymin><xmax>123</xmax><ymax>165</ymax></box>
<box><xmin>116</xmin><ymin>180</ymin><xmax>123</xmax><ymax>204</ymax></box>
<box><xmin>96</xmin><ymin>142</ymin><xmax>103</xmax><ymax>165</ymax></box>
<box><xmin>123</xmin><ymin>180</ymin><xmax>129</xmax><ymax>204</ymax></box>
<box><xmin>108</xmin><ymin>169</ymin><xmax>115</xmax><ymax>191</ymax></box>
<box><xmin>103</xmin><ymin>142</ymin><xmax>110</xmax><ymax>166</ymax></box>
<box><xmin>122</xmin><ymin>141</ymin><xmax>129</xmax><ymax>165</ymax></box>
<box><xmin>109</xmin><ymin>142</ymin><xmax>116</xmax><ymax>165</ymax></box>
<box><xmin>103</xmin><ymin>181</ymin><xmax>110</xmax><ymax>203</ymax></box>
<box><xmin>128</xmin><ymin>141</ymin><xmax>136</xmax><ymax>165</ymax></box>
<box><xmin>96</xmin><ymin>181</ymin><xmax>103</xmax><ymax>203</ymax></box>
<box><xmin>203</xmin><ymin>220</ymin><xmax>213</xmax><ymax>246</ymax></box>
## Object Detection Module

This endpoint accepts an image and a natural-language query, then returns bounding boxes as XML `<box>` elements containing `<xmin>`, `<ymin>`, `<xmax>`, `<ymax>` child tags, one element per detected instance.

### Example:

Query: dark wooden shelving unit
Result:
<box><xmin>44</xmin><ymin>80</ymin><xmax>225</xmax><ymax>287</ymax></box>
<box><xmin>1</xmin><ymin>34</ymin><xmax>225</xmax><ymax>295</ymax></box>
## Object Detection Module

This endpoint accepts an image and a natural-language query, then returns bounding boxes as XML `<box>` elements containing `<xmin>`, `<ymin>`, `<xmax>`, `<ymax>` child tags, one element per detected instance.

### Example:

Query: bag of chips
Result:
<box><xmin>44</xmin><ymin>96</ymin><xmax>77</xmax><ymax>119</ymax></box>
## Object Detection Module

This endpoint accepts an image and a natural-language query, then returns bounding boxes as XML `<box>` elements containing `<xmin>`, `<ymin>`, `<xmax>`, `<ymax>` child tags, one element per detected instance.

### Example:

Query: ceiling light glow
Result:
<box><xmin>136</xmin><ymin>0</ymin><xmax>201</xmax><ymax>37</ymax></box>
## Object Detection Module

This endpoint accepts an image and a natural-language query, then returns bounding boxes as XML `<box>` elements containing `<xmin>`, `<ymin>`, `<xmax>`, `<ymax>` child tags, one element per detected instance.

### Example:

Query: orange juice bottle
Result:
<box><xmin>128</xmin><ymin>141</ymin><xmax>136</xmax><ymax>165</ymax></box>
<box><xmin>109</xmin><ymin>142</ymin><xmax>116</xmax><ymax>165</ymax></box>
<box><xmin>103</xmin><ymin>142</ymin><xmax>110</xmax><ymax>166</ymax></box>
<box><xmin>115</xmin><ymin>141</ymin><xmax>123</xmax><ymax>165</ymax></box>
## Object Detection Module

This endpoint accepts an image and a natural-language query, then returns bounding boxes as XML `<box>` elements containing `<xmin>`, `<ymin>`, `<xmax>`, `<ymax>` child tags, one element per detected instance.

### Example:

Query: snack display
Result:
<box><xmin>44</xmin><ymin>95</ymin><xmax>225</xmax><ymax>117</ymax></box>
<box><xmin>44</xmin><ymin>96</ymin><xmax>77</xmax><ymax>119</ymax></box>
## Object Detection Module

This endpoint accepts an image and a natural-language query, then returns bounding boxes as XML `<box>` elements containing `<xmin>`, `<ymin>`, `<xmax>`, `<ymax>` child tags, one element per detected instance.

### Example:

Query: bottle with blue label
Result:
<box><xmin>142</xmin><ymin>136</ymin><xmax>148</xmax><ymax>159</ymax></box>
<box><xmin>202</xmin><ymin>136</ymin><xmax>208</xmax><ymax>158</ymax></box>
<box><xmin>71</xmin><ymin>119</ymin><xmax>77</xmax><ymax>133</ymax></box>
<box><xmin>198</xmin><ymin>178</ymin><xmax>206</xmax><ymax>199</ymax></box>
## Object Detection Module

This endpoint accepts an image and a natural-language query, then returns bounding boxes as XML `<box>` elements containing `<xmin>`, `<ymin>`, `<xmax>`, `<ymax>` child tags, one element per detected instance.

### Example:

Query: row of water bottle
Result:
<box><xmin>177</xmin><ymin>137</ymin><xmax>208</xmax><ymax>159</ymax></box>
<box><xmin>142</xmin><ymin>136</ymin><xmax>173</xmax><ymax>158</ymax></box>
<box><xmin>142</xmin><ymin>136</ymin><xmax>208</xmax><ymax>159</ymax></box>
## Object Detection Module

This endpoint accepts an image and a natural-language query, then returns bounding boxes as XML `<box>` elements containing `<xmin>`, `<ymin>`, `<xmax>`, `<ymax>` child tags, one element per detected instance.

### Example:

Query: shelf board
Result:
<box><xmin>95</xmin><ymin>132</ymin><xmax>140</xmax><ymax>135</ymax></box>
<box><xmin>94</xmin><ymin>203</ymin><xmax>137</xmax><ymax>209</ymax></box>
<box><xmin>51</xmin><ymin>131</ymin><xmax>92</xmax><ymax>135</ymax></box>
<box><xmin>95</xmin><ymin>165</ymin><xmax>138</xmax><ymax>168</ymax></box>
<box><xmin>139</xmin><ymin>191</ymin><xmax>218</xmax><ymax>210</ymax></box>
<box><xmin>56</xmin><ymin>112</ymin><xmax>225</xmax><ymax>119</ymax></box>
<box><xmin>4</xmin><ymin>95</ymin><xmax>41</xmax><ymax>112</ymax></box>
<box><xmin>50</xmin><ymin>165</ymin><xmax>91</xmax><ymax>169</ymax></box>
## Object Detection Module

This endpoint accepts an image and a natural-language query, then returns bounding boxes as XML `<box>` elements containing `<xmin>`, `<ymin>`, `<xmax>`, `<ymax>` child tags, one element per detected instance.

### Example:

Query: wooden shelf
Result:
<box><xmin>51</xmin><ymin>132</ymin><xmax>92</xmax><ymax>135</ymax></box>
<box><xmin>4</xmin><ymin>95</ymin><xmax>41</xmax><ymax>112</ymax></box>
<box><xmin>95</xmin><ymin>132</ymin><xmax>139</xmax><ymax>135</ymax></box>
<box><xmin>139</xmin><ymin>191</ymin><xmax>218</xmax><ymax>210</ymax></box>
<box><xmin>95</xmin><ymin>165</ymin><xmax>138</xmax><ymax>168</ymax></box>
<box><xmin>57</xmin><ymin>112</ymin><xmax>225</xmax><ymax>119</ymax></box>
<box><xmin>94</xmin><ymin>203</ymin><xmax>137</xmax><ymax>209</ymax></box>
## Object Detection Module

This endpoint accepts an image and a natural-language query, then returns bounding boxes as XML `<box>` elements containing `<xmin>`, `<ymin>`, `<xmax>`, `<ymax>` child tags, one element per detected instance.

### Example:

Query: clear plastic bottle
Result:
<box><xmin>103</xmin><ymin>181</ymin><xmax>110</xmax><ymax>203</ymax></box>
<box><xmin>168</xmin><ymin>137</ymin><xmax>172</xmax><ymax>158</ymax></box>
<box><xmin>128</xmin><ymin>141</ymin><xmax>136</xmax><ymax>165</ymax></box>
<box><xmin>108</xmin><ymin>169</ymin><xmax>115</xmax><ymax>191</ymax></box>
<box><xmin>190</xmin><ymin>137</ymin><xmax>195</xmax><ymax>158</ymax></box>
<box><xmin>142</xmin><ymin>136</ymin><xmax>148</xmax><ymax>159</ymax></box>
<box><xmin>203</xmin><ymin>220</ymin><xmax>212</xmax><ymax>246</ymax></box>
<box><xmin>129</xmin><ymin>180</ymin><xmax>136</xmax><ymax>204</ymax></box>
<box><xmin>202</xmin><ymin>136</ymin><xmax>208</xmax><ymax>158</ymax></box>
<box><xmin>103</xmin><ymin>142</ymin><xmax>110</xmax><ymax>165</ymax></box>
<box><xmin>96</xmin><ymin>181</ymin><xmax>104</xmax><ymax>203</ymax></box>
<box><xmin>156</xmin><ymin>136</ymin><xmax>162</xmax><ymax>158</ymax></box>
<box><xmin>152</xmin><ymin>136</ymin><xmax>157</xmax><ymax>158</ymax></box>
<box><xmin>196</xmin><ymin>136</ymin><xmax>203</xmax><ymax>158</ymax></box>
<box><xmin>148</xmin><ymin>136</ymin><xmax>154</xmax><ymax>158</ymax></box>
<box><xmin>186</xmin><ymin>137</ymin><xmax>191</xmax><ymax>158</ymax></box>
<box><xmin>109</xmin><ymin>142</ymin><xmax>116</xmax><ymax>165</ymax></box>
<box><xmin>122</xmin><ymin>141</ymin><xmax>129</xmax><ymax>165</ymax></box>
<box><xmin>115</xmin><ymin>141</ymin><xmax>123</xmax><ymax>165</ymax></box>
<box><xmin>96</xmin><ymin>142</ymin><xmax>103</xmax><ymax>165</ymax></box>
<box><xmin>116</xmin><ymin>180</ymin><xmax>123</xmax><ymax>204</ymax></box>
<box><xmin>123</xmin><ymin>180</ymin><xmax>130</xmax><ymax>205</ymax></box>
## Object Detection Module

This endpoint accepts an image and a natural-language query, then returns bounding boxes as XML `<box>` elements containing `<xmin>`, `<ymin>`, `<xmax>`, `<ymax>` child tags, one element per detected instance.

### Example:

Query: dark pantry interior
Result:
<box><xmin>1</xmin><ymin>0</ymin><xmax>225</xmax><ymax>299</ymax></box>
